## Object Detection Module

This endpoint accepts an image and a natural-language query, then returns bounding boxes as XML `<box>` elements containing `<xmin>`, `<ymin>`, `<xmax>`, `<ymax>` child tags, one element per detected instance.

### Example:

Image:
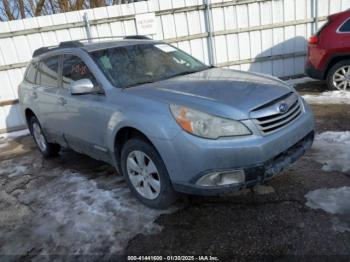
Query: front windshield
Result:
<box><xmin>90</xmin><ymin>43</ymin><xmax>209</xmax><ymax>88</ymax></box>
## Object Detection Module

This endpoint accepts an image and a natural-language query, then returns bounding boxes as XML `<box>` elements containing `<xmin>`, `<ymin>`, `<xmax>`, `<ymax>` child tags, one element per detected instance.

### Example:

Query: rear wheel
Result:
<box><xmin>327</xmin><ymin>60</ymin><xmax>350</xmax><ymax>91</ymax></box>
<box><xmin>29</xmin><ymin>116</ymin><xmax>60</xmax><ymax>157</ymax></box>
<box><xmin>121</xmin><ymin>137</ymin><xmax>178</xmax><ymax>209</ymax></box>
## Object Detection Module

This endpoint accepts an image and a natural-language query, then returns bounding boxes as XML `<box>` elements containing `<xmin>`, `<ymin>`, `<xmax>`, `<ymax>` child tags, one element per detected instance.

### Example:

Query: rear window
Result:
<box><xmin>338</xmin><ymin>18</ymin><xmax>350</xmax><ymax>32</ymax></box>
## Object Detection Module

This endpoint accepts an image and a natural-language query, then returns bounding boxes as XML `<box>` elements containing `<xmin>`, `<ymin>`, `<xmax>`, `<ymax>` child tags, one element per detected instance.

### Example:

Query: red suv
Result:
<box><xmin>306</xmin><ymin>10</ymin><xmax>350</xmax><ymax>91</ymax></box>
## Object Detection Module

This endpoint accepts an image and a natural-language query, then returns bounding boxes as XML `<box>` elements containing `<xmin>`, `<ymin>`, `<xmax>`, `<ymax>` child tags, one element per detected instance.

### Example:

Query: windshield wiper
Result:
<box><xmin>123</xmin><ymin>80</ymin><xmax>156</xmax><ymax>89</ymax></box>
<box><xmin>159</xmin><ymin>69</ymin><xmax>203</xmax><ymax>81</ymax></box>
<box><xmin>123</xmin><ymin>68</ymin><xmax>210</xmax><ymax>88</ymax></box>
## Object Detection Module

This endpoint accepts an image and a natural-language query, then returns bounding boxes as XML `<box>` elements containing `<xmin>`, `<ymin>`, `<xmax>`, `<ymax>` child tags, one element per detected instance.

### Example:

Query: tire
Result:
<box><xmin>326</xmin><ymin>59</ymin><xmax>350</xmax><ymax>91</ymax></box>
<box><xmin>121</xmin><ymin>137</ymin><xmax>178</xmax><ymax>209</ymax></box>
<box><xmin>29</xmin><ymin>116</ymin><xmax>61</xmax><ymax>158</ymax></box>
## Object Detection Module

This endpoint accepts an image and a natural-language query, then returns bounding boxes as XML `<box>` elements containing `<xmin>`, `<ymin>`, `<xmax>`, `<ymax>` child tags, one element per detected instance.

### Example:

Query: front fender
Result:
<box><xmin>105</xmin><ymin>100</ymin><xmax>180</xmax><ymax>160</ymax></box>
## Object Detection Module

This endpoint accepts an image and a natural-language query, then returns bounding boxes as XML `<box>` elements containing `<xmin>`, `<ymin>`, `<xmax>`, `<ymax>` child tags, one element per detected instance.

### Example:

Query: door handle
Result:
<box><xmin>58</xmin><ymin>97</ymin><xmax>67</xmax><ymax>106</ymax></box>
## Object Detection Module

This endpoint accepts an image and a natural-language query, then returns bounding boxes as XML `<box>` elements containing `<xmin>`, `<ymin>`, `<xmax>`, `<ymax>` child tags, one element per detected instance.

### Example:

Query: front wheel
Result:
<box><xmin>326</xmin><ymin>60</ymin><xmax>350</xmax><ymax>91</ymax></box>
<box><xmin>29</xmin><ymin>116</ymin><xmax>61</xmax><ymax>157</ymax></box>
<box><xmin>121</xmin><ymin>138</ymin><xmax>178</xmax><ymax>209</ymax></box>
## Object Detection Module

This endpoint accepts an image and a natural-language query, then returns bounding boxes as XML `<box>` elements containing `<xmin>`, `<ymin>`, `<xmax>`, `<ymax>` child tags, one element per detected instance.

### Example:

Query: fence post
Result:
<box><xmin>83</xmin><ymin>12</ymin><xmax>92</xmax><ymax>42</ymax></box>
<box><xmin>314</xmin><ymin>0</ymin><xmax>319</xmax><ymax>33</ymax></box>
<box><xmin>204</xmin><ymin>0</ymin><xmax>215</xmax><ymax>66</ymax></box>
<box><xmin>311</xmin><ymin>0</ymin><xmax>319</xmax><ymax>34</ymax></box>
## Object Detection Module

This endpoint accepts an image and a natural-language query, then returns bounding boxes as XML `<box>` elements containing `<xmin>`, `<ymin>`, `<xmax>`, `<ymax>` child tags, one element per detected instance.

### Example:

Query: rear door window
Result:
<box><xmin>37</xmin><ymin>56</ymin><xmax>60</xmax><ymax>87</ymax></box>
<box><xmin>62</xmin><ymin>55</ymin><xmax>97</xmax><ymax>88</ymax></box>
<box><xmin>339</xmin><ymin>18</ymin><xmax>350</xmax><ymax>32</ymax></box>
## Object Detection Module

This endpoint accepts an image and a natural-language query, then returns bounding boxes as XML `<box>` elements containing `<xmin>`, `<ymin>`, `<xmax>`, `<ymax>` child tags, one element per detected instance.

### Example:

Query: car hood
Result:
<box><xmin>125</xmin><ymin>68</ymin><xmax>294</xmax><ymax>120</ymax></box>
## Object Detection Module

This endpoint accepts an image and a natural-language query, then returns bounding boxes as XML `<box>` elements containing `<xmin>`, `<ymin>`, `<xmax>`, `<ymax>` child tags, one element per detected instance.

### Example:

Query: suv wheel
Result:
<box><xmin>327</xmin><ymin>60</ymin><xmax>350</xmax><ymax>91</ymax></box>
<box><xmin>29</xmin><ymin>116</ymin><xmax>60</xmax><ymax>157</ymax></box>
<box><xmin>121</xmin><ymin>137</ymin><xmax>178</xmax><ymax>209</ymax></box>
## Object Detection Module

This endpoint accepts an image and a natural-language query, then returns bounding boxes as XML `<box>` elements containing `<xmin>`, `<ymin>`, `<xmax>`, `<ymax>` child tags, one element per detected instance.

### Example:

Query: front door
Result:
<box><xmin>57</xmin><ymin>54</ymin><xmax>110</xmax><ymax>161</ymax></box>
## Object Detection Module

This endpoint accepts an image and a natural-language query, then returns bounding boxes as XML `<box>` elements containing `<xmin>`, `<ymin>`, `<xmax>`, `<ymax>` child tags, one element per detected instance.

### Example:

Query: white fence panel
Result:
<box><xmin>0</xmin><ymin>0</ymin><xmax>350</xmax><ymax>132</ymax></box>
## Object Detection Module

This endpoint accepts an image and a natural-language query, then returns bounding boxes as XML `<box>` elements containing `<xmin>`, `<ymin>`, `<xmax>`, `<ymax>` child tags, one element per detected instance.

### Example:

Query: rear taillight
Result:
<box><xmin>308</xmin><ymin>35</ymin><xmax>319</xmax><ymax>45</ymax></box>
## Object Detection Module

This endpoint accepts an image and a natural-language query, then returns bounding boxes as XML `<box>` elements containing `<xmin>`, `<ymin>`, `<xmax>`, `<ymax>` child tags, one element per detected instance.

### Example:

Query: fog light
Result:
<box><xmin>196</xmin><ymin>170</ymin><xmax>245</xmax><ymax>187</ymax></box>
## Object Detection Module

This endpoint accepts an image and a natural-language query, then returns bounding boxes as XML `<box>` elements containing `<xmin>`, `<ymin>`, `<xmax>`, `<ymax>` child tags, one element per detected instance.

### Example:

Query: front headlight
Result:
<box><xmin>169</xmin><ymin>105</ymin><xmax>251</xmax><ymax>139</ymax></box>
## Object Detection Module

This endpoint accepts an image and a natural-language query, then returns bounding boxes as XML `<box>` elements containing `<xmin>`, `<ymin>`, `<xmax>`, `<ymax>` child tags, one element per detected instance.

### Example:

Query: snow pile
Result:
<box><xmin>305</xmin><ymin>187</ymin><xmax>350</xmax><ymax>233</ymax></box>
<box><xmin>302</xmin><ymin>91</ymin><xmax>350</xmax><ymax>104</ymax></box>
<box><xmin>311</xmin><ymin>131</ymin><xmax>350</xmax><ymax>173</ymax></box>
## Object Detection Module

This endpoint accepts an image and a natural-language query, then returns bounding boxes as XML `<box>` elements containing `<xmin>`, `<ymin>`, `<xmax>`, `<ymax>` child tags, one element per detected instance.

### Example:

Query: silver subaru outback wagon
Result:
<box><xmin>18</xmin><ymin>38</ymin><xmax>315</xmax><ymax>209</ymax></box>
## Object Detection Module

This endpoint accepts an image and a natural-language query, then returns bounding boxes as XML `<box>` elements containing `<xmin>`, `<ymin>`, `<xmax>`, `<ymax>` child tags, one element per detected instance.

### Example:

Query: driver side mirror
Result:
<box><xmin>70</xmin><ymin>78</ymin><xmax>101</xmax><ymax>95</ymax></box>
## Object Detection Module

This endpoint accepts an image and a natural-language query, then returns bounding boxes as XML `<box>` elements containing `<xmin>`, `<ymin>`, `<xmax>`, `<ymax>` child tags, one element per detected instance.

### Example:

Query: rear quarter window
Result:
<box><xmin>24</xmin><ymin>62</ymin><xmax>38</xmax><ymax>84</ymax></box>
<box><xmin>338</xmin><ymin>18</ymin><xmax>350</xmax><ymax>32</ymax></box>
<box><xmin>37</xmin><ymin>56</ymin><xmax>60</xmax><ymax>87</ymax></box>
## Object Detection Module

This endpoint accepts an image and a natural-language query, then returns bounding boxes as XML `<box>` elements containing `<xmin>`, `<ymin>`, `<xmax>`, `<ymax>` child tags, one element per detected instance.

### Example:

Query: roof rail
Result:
<box><xmin>58</xmin><ymin>41</ymin><xmax>84</xmax><ymax>48</ymax></box>
<box><xmin>32</xmin><ymin>36</ymin><xmax>152</xmax><ymax>58</ymax></box>
<box><xmin>32</xmin><ymin>41</ymin><xmax>84</xmax><ymax>58</ymax></box>
<box><xmin>123</xmin><ymin>35</ymin><xmax>152</xmax><ymax>40</ymax></box>
<box><xmin>33</xmin><ymin>47</ymin><xmax>51</xmax><ymax>58</ymax></box>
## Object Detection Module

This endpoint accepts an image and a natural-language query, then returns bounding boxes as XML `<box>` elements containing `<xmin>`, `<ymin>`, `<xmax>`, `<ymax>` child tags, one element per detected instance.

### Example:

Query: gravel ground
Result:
<box><xmin>0</xmin><ymin>81</ymin><xmax>349</xmax><ymax>261</ymax></box>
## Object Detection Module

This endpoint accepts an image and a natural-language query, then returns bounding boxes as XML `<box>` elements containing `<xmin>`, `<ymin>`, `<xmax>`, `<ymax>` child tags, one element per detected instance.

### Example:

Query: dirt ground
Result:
<box><xmin>0</xmin><ymin>81</ymin><xmax>349</xmax><ymax>261</ymax></box>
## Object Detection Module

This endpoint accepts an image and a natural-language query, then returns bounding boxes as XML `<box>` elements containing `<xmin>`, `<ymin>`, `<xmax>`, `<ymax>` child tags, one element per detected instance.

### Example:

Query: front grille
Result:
<box><xmin>252</xmin><ymin>93</ymin><xmax>303</xmax><ymax>135</ymax></box>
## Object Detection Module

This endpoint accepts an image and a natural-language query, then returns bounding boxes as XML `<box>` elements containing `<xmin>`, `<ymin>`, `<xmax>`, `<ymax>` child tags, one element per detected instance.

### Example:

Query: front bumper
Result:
<box><xmin>173</xmin><ymin>131</ymin><xmax>314</xmax><ymax>195</ymax></box>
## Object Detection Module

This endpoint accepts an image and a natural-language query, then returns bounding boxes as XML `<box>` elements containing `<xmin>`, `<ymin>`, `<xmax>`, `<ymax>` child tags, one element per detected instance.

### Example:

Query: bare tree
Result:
<box><xmin>90</xmin><ymin>0</ymin><xmax>106</xmax><ymax>8</ymax></box>
<box><xmin>75</xmin><ymin>0</ymin><xmax>85</xmax><ymax>10</ymax></box>
<box><xmin>17</xmin><ymin>0</ymin><xmax>26</xmax><ymax>19</ymax></box>
<box><xmin>34</xmin><ymin>0</ymin><xmax>46</xmax><ymax>16</ymax></box>
<box><xmin>2</xmin><ymin>0</ymin><xmax>15</xmax><ymax>20</ymax></box>
<box><xmin>0</xmin><ymin>0</ymin><xmax>144</xmax><ymax>21</ymax></box>
<box><xmin>59</xmin><ymin>0</ymin><xmax>69</xmax><ymax>12</ymax></box>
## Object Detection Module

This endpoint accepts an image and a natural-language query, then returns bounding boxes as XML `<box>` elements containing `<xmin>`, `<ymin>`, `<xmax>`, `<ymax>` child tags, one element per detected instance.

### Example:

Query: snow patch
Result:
<box><xmin>8</xmin><ymin>166</ymin><xmax>28</xmax><ymax>177</ymax></box>
<box><xmin>0</xmin><ymin>158</ymin><xmax>31</xmax><ymax>177</ymax></box>
<box><xmin>0</xmin><ymin>158</ymin><xmax>176</xmax><ymax>256</ymax></box>
<box><xmin>305</xmin><ymin>187</ymin><xmax>350</xmax><ymax>233</ymax></box>
<box><xmin>26</xmin><ymin>171</ymin><xmax>171</xmax><ymax>255</ymax></box>
<box><xmin>0</xmin><ymin>129</ymin><xmax>29</xmax><ymax>141</ymax></box>
<box><xmin>305</xmin><ymin>187</ymin><xmax>350</xmax><ymax>215</ymax></box>
<box><xmin>0</xmin><ymin>142</ymin><xmax>9</xmax><ymax>149</ymax></box>
<box><xmin>302</xmin><ymin>91</ymin><xmax>350</xmax><ymax>105</ymax></box>
<box><xmin>332</xmin><ymin>217</ymin><xmax>350</xmax><ymax>233</ymax></box>
<box><xmin>286</xmin><ymin>77</ymin><xmax>316</xmax><ymax>85</ymax></box>
<box><xmin>311</xmin><ymin>131</ymin><xmax>350</xmax><ymax>173</ymax></box>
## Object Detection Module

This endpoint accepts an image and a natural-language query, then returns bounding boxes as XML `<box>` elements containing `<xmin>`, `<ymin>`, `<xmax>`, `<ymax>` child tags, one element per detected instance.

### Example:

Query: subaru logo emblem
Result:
<box><xmin>278</xmin><ymin>103</ymin><xmax>289</xmax><ymax>113</ymax></box>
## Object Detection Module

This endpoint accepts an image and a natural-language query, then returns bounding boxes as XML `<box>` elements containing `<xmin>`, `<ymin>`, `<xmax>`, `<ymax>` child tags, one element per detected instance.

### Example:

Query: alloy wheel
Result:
<box><xmin>32</xmin><ymin>122</ymin><xmax>47</xmax><ymax>152</ymax></box>
<box><xmin>333</xmin><ymin>65</ymin><xmax>350</xmax><ymax>90</ymax></box>
<box><xmin>126</xmin><ymin>150</ymin><xmax>161</xmax><ymax>200</ymax></box>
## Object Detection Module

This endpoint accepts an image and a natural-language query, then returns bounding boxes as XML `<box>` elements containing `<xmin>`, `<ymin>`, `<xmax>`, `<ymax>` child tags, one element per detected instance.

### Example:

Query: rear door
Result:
<box><xmin>57</xmin><ymin>54</ymin><xmax>110</xmax><ymax>161</ymax></box>
<box><xmin>35</xmin><ymin>55</ymin><xmax>63</xmax><ymax>144</ymax></box>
